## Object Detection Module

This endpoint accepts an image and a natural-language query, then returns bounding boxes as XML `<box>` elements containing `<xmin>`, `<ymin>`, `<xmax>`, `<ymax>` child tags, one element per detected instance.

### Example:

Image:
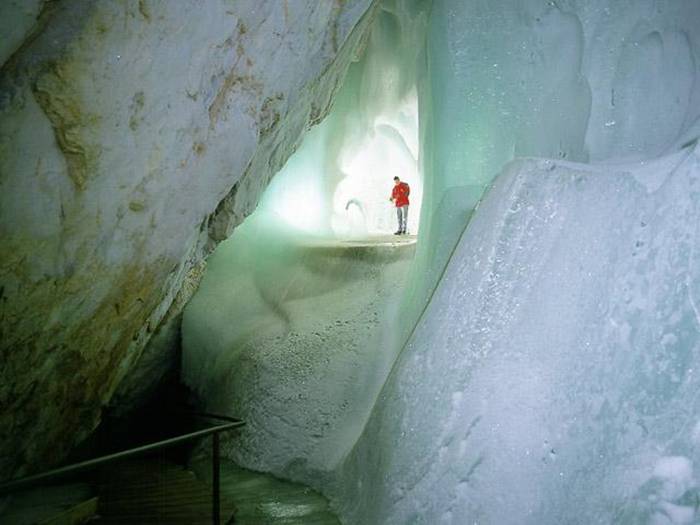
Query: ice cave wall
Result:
<box><xmin>325</xmin><ymin>1</ymin><xmax>700</xmax><ymax>524</ymax></box>
<box><xmin>0</xmin><ymin>0</ymin><xmax>377</xmax><ymax>479</ymax></box>
<box><xmin>405</xmin><ymin>0</ymin><xmax>700</xmax><ymax>344</ymax></box>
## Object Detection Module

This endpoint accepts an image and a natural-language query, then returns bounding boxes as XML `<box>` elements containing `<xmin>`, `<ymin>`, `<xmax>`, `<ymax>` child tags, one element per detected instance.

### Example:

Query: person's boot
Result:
<box><xmin>394</xmin><ymin>230</ymin><xmax>401</xmax><ymax>235</ymax></box>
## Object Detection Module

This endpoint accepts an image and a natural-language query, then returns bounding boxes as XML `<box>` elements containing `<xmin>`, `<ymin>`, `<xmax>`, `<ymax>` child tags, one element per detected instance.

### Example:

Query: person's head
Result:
<box><xmin>394</xmin><ymin>176</ymin><xmax>400</xmax><ymax>186</ymax></box>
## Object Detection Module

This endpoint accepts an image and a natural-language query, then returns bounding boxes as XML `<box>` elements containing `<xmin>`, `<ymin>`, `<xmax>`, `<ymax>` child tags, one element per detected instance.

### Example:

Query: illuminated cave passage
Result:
<box><xmin>181</xmin><ymin>2</ymin><xmax>427</xmax><ymax>489</ymax></box>
<box><xmin>3</xmin><ymin>0</ymin><xmax>700</xmax><ymax>524</ymax></box>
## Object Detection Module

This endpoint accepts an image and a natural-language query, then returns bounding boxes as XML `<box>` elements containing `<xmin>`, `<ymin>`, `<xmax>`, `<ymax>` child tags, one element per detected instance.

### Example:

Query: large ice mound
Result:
<box><xmin>330</xmin><ymin>147</ymin><xmax>700</xmax><ymax>524</ymax></box>
<box><xmin>182</xmin><ymin>213</ymin><xmax>416</xmax><ymax>479</ymax></box>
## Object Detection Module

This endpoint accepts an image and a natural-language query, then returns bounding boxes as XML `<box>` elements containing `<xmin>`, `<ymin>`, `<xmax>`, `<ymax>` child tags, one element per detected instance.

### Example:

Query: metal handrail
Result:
<box><xmin>0</xmin><ymin>414</ymin><xmax>245</xmax><ymax>525</ymax></box>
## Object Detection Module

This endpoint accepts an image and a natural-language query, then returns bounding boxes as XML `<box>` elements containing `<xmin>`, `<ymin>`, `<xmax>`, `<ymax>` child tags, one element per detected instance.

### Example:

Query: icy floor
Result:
<box><xmin>299</xmin><ymin>234</ymin><xmax>417</xmax><ymax>248</ymax></box>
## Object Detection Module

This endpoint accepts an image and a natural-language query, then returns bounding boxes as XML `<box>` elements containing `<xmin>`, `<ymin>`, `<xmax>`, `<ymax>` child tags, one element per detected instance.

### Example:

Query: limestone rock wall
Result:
<box><xmin>0</xmin><ymin>0</ymin><xmax>376</xmax><ymax>479</ymax></box>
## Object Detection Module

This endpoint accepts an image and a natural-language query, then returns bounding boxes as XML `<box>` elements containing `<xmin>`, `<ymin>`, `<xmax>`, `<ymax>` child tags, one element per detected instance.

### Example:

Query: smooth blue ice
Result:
<box><xmin>406</xmin><ymin>0</ymin><xmax>700</xmax><ymax>336</ymax></box>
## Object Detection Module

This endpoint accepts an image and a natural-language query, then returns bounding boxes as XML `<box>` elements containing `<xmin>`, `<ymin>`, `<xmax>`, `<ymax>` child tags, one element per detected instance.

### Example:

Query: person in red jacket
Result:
<box><xmin>390</xmin><ymin>176</ymin><xmax>410</xmax><ymax>235</ymax></box>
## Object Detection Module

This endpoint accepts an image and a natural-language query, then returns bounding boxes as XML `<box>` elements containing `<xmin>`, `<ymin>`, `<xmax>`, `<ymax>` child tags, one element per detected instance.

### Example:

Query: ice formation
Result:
<box><xmin>184</xmin><ymin>0</ymin><xmax>700</xmax><ymax>523</ymax></box>
<box><xmin>182</xmin><ymin>214</ymin><xmax>416</xmax><ymax>476</ymax></box>
<box><xmin>332</xmin><ymin>150</ymin><xmax>700</xmax><ymax>524</ymax></box>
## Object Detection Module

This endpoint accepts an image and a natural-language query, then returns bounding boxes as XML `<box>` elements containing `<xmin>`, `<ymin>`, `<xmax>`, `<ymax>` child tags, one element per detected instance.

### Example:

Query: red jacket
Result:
<box><xmin>391</xmin><ymin>182</ymin><xmax>410</xmax><ymax>207</ymax></box>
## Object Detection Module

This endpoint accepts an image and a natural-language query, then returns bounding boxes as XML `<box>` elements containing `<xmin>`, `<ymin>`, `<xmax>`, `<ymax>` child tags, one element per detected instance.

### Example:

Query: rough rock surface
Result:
<box><xmin>0</xmin><ymin>0</ymin><xmax>376</xmax><ymax>479</ymax></box>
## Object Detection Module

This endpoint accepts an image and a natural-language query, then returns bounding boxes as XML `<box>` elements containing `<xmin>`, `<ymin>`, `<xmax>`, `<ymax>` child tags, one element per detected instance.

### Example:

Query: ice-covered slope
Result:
<box><xmin>330</xmin><ymin>147</ymin><xmax>700</xmax><ymax>524</ymax></box>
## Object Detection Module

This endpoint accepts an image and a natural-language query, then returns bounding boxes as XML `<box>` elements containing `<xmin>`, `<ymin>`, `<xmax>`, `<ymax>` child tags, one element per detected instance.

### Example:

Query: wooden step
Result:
<box><xmin>0</xmin><ymin>483</ymin><xmax>97</xmax><ymax>525</ymax></box>
<box><xmin>94</xmin><ymin>459</ymin><xmax>235</xmax><ymax>524</ymax></box>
